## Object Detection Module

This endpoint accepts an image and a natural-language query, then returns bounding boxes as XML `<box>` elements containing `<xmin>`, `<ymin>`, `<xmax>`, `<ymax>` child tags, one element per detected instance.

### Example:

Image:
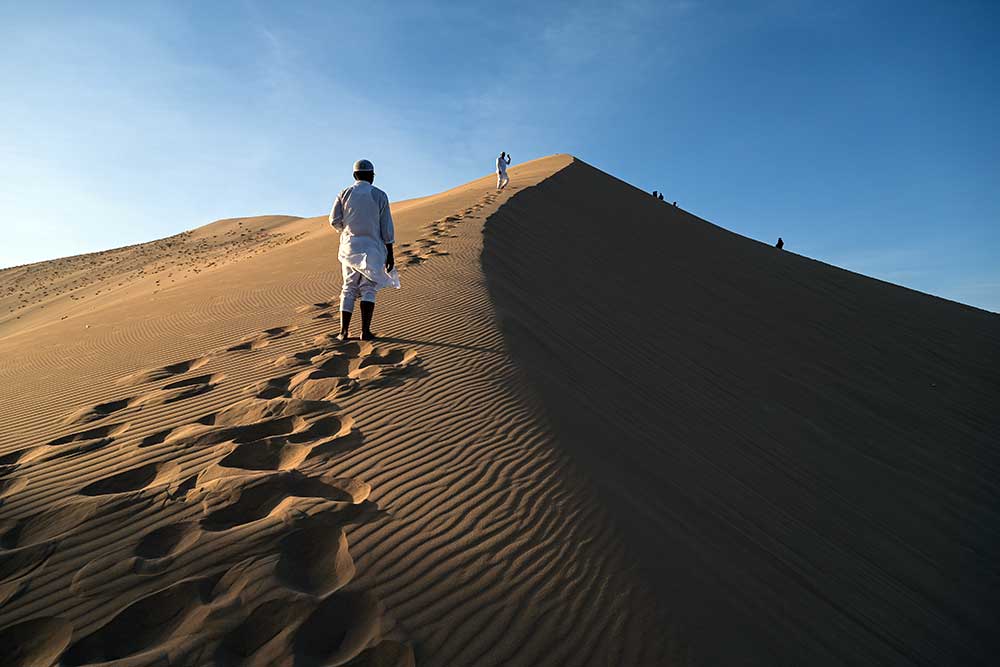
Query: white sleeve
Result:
<box><xmin>378</xmin><ymin>192</ymin><xmax>394</xmax><ymax>244</ymax></box>
<box><xmin>329</xmin><ymin>193</ymin><xmax>344</xmax><ymax>231</ymax></box>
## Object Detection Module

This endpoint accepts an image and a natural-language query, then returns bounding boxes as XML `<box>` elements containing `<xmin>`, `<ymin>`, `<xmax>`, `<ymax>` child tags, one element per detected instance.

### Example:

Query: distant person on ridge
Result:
<box><xmin>776</xmin><ymin>237</ymin><xmax>784</xmax><ymax>250</ymax></box>
<box><xmin>329</xmin><ymin>159</ymin><xmax>399</xmax><ymax>341</ymax></box>
<box><xmin>658</xmin><ymin>193</ymin><xmax>665</xmax><ymax>202</ymax></box>
<box><xmin>497</xmin><ymin>151</ymin><xmax>511</xmax><ymax>190</ymax></box>
<box><xmin>652</xmin><ymin>190</ymin><xmax>659</xmax><ymax>198</ymax></box>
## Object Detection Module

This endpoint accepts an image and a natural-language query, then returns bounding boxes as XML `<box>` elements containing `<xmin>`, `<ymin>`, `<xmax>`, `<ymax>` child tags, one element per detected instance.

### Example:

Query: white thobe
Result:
<box><xmin>496</xmin><ymin>155</ymin><xmax>511</xmax><ymax>189</ymax></box>
<box><xmin>329</xmin><ymin>180</ymin><xmax>400</xmax><ymax>291</ymax></box>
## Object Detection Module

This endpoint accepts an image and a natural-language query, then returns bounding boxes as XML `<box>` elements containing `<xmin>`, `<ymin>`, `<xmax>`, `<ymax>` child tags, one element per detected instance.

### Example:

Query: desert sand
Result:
<box><xmin>0</xmin><ymin>155</ymin><xmax>997</xmax><ymax>666</ymax></box>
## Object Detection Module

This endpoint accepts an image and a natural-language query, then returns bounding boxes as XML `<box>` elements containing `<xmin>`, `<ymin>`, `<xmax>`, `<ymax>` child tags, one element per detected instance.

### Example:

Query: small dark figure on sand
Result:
<box><xmin>658</xmin><ymin>193</ymin><xmax>664</xmax><ymax>201</ymax></box>
<box><xmin>672</xmin><ymin>201</ymin><xmax>677</xmax><ymax>207</ymax></box>
<box><xmin>652</xmin><ymin>190</ymin><xmax>659</xmax><ymax>198</ymax></box>
<box><xmin>775</xmin><ymin>237</ymin><xmax>784</xmax><ymax>250</ymax></box>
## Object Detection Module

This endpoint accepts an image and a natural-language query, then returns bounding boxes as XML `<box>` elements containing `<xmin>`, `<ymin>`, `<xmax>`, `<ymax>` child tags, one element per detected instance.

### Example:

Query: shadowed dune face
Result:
<box><xmin>483</xmin><ymin>158</ymin><xmax>1000</xmax><ymax>665</ymax></box>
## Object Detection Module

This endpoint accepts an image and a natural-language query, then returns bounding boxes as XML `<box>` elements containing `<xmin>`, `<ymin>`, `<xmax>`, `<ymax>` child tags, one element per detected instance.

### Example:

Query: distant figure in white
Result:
<box><xmin>496</xmin><ymin>151</ymin><xmax>511</xmax><ymax>190</ymax></box>
<box><xmin>329</xmin><ymin>159</ymin><xmax>399</xmax><ymax>341</ymax></box>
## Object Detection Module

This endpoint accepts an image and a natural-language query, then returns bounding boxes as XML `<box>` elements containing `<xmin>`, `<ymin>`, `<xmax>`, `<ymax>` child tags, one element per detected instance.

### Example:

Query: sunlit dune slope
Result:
<box><xmin>0</xmin><ymin>215</ymin><xmax>307</xmax><ymax>337</ymax></box>
<box><xmin>0</xmin><ymin>156</ymin><xmax>682</xmax><ymax>666</ymax></box>
<box><xmin>484</xmin><ymin>158</ymin><xmax>1000</xmax><ymax>665</ymax></box>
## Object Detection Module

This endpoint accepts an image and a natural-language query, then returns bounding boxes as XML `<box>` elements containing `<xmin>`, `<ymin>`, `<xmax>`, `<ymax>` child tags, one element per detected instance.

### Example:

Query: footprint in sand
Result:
<box><xmin>252</xmin><ymin>339</ymin><xmax>419</xmax><ymax>400</ymax></box>
<box><xmin>152</xmin><ymin>372</ymin><xmax>225</xmax><ymax>404</ymax></box>
<box><xmin>48</xmin><ymin>422</ymin><xmax>131</xmax><ymax>448</ymax></box>
<box><xmin>14</xmin><ymin>422</ymin><xmax>132</xmax><ymax>466</ymax></box>
<box><xmin>61</xmin><ymin>576</ymin><xmax>218</xmax><ymax>666</ymax></box>
<box><xmin>134</xmin><ymin>521</ymin><xmax>201</xmax><ymax>560</ymax></box>
<box><xmin>140</xmin><ymin>397</ymin><xmax>329</xmax><ymax>451</ymax></box>
<box><xmin>292</xmin><ymin>590</ymin><xmax>384</xmax><ymax>665</ymax></box>
<box><xmin>276</xmin><ymin>520</ymin><xmax>355</xmax><ymax>596</ymax></box>
<box><xmin>0</xmin><ymin>541</ymin><xmax>58</xmax><ymax>604</ymax></box>
<box><xmin>248</xmin><ymin>367</ymin><xmax>357</xmax><ymax>403</ymax></box>
<box><xmin>161</xmin><ymin>373</ymin><xmax>224</xmax><ymax>392</ymax></box>
<box><xmin>401</xmin><ymin>250</ymin><xmax>429</xmax><ymax>265</ymax></box>
<box><xmin>115</xmin><ymin>355</ymin><xmax>212</xmax><ymax>386</ymax></box>
<box><xmin>78</xmin><ymin>460</ymin><xmax>179</xmax><ymax>497</ymax></box>
<box><xmin>215</xmin><ymin>564</ymin><xmax>408</xmax><ymax>667</ymax></box>
<box><xmin>63</xmin><ymin>373</ymin><xmax>224</xmax><ymax>426</ymax></box>
<box><xmin>295</xmin><ymin>302</ymin><xmax>334</xmax><ymax>315</ymax></box>
<box><xmin>0</xmin><ymin>617</ymin><xmax>74</xmax><ymax>667</ymax></box>
<box><xmin>216</xmin><ymin>597</ymin><xmax>316</xmax><ymax>663</ymax></box>
<box><xmin>0</xmin><ymin>501</ymin><xmax>111</xmax><ymax>603</ymax></box>
<box><xmin>218</xmin><ymin>593</ymin><xmax>410</xmax><ymax>667</ymax></box>
<box><xmin>0</xmin><ymin>475</ymin><xmax>29</xmax><ymax>504</ymax></box>
<box><xmin>62</xmin><ymin>397</ymin><xmax>135</xmax><ymax>426</ymax></box>
<box><xmin>199</xmin><ymin>471</ymin><xmax>369</xmax><ymax>532</ymax></box>
<box><xmin>226</xmin><ymin>338</ymin><xmax>270</xmax><ymax>352</ymax></box>
<box><xmin>294</xmin><ymin>301</ymin><xmax>338</xmax><ymax>320</ymax></box>
<box><xmin>272</xmin><ymin>347</ymin><xmax>330</xmax><ymax>369</ymax></box>
<box><xmin>70</xmin><ymin>521</ymin><xmax>204</xmax><ymax>596</ymax></box>
<box><xmin>0</xmin><ymin>577</ymin><xmax>29</xmax><ymax>609</ymax></box>
<box><xmin>1</xmin><ymin>501</ymin><xmax>100</xmax><ymax>550</ymax></box>
<box><xmin>139</xmin><ymin>395</ymin><xmax>364</xmax><ymax>474</ymax></box>
<box><xmin>351</xmin><ymin>348</ymin><xmax>422</xmax><ymax>385</ymax></box>
<box><xmin>226</xmin><ymin>325</ymin><xmax>299</xmax><ymax>352</ymax></box>
<box><xmin>137</xmin><ymin>428</ymin><xmax>172</xmax><ymax>448</ymax></box>
<box><xmin>0</xmin><ymin>448</ymin><xmax>30</xmax><ymax>475</ymax></box>
<box><xmin>216</xmin><ymin>414</ymin><xmax>356</xmax><ymax>472</ymax></box>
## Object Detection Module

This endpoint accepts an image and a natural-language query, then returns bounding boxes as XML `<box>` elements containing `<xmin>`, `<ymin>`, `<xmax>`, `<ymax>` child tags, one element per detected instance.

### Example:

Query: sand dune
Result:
<box><xmin>484</xmin><ymin>159</ymin><xmax>1000</xmax><ymax>664</ymax></box>
<box><xmin>0</xmin><ymin>155</ymin><xmax>997</xmax><ymax>665</ymax></box>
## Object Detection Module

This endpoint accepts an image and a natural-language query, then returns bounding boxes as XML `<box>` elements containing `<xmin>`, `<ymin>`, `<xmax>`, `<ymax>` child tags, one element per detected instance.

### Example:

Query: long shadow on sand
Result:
<box><xmin>377</xmin><ymin>336</ymin><xmax>503</xmax><ymax>356</ymax></box>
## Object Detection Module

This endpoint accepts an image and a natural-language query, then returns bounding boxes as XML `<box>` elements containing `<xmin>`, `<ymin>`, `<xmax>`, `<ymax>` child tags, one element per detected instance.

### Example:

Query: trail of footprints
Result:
<box><xmin>398</xmin><ymin>191</ymin><xmax>499</xmax><ymax>266</ymax></box>
<box><xmin>0</xmin><ymin>188</ymin><xmax>492</xmax><ymax>662</ymax></box>
<box><xmin>0</xmin><ymin>316</ymin><xmax>421</xmax><ymax>665</ymax></box>
<box><xmin>56</xmin><ymin>327</ymin><xmax>301</xmax><ymax>429</ymax></box>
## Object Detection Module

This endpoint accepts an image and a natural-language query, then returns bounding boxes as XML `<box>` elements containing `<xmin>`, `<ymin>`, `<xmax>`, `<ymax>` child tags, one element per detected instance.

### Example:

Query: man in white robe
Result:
<box><xmin>496</xmin><ymin>151</ymin><xmax>511</xmax><ymax>190</ymax></box>
<box><xmin>329</xmin><ymin>159</ymin><xmax>399</xmax><ymax>341</ymax></box>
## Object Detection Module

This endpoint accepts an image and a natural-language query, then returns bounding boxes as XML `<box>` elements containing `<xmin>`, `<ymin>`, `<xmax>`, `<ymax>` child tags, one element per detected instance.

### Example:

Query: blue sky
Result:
<box><xmin>3</xmin><ymin>1</ymin><xmax>998</xmax><ymax>311</ymax></box>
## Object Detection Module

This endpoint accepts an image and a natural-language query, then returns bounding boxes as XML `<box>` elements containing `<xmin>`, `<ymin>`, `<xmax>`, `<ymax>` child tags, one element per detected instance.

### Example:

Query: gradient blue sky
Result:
<box><xmin>3</xmin><ymin>1</ymin><xmax>998</xmax><ymax>311</ymax></box>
